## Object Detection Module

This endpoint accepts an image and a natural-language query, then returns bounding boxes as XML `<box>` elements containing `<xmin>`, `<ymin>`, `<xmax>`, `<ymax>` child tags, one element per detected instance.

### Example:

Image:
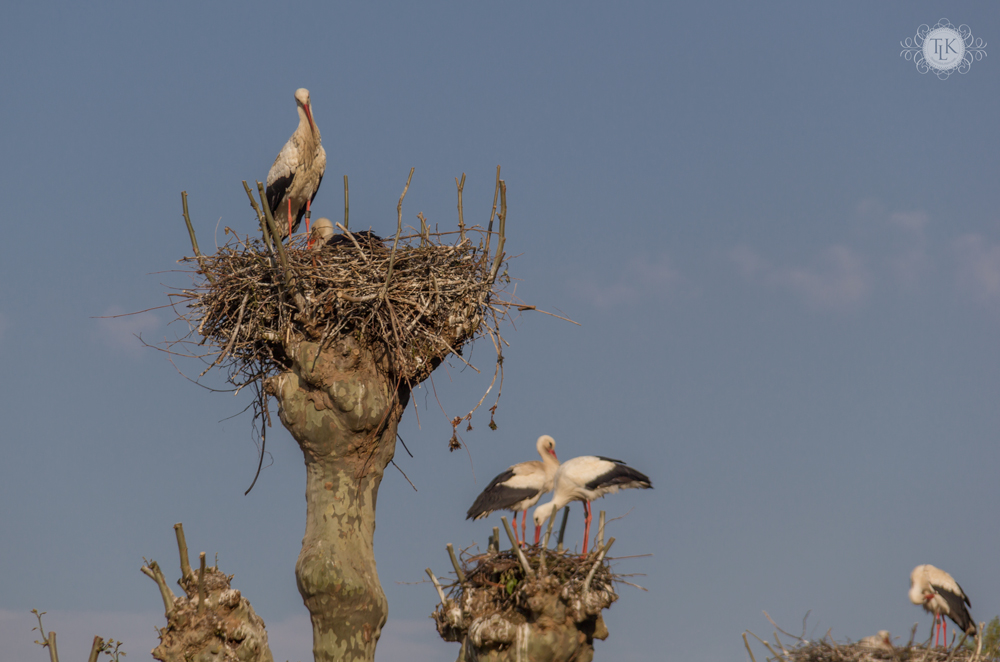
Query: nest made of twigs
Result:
<box><xmin>746</xmin><ymin>623</ymin><xmax>989</xmax><ymax>662</ymax></box>
<box><xmin>776</xmin><ymin>640</ymin><xmax>982</xmax><ymax>662</ymax></box>
<box><xmin>433</xmin><ymin>546</ymin><xmax>618</xmax><ymax>638</ymax></box>
<box><xmin>171</xmin><ymin>227</ymin><xmax>510</xmax><ymax>391</ymax></box>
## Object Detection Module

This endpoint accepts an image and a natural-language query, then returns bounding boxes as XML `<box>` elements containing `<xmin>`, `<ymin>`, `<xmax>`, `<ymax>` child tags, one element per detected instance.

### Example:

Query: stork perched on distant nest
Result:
<box><xmin>909</xmin><ymin>564</ymin><xmax>976</xmax><ymax>647</ymax></box>
<box><xmin>266</xmin><ymin>88</ymin><xmax>326</xmax><ymax>241</ymax></box>
<box><xmin>467</xmin><ymin>435</ymin><xmax>560</xmax><ymax>546</ymax></box>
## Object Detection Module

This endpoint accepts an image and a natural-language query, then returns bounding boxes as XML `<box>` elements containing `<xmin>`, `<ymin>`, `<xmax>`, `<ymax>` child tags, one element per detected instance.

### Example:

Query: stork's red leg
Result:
<box><xmin>581</xmin><ymin>501</ymin><xmax>592</xmax><ymax>556</ymax></box>
<box><xmin>521</xmin><ymin>510</ymin><xmax>528</xmax><ymax>545</ymax></box>
<box><xmin>305</xmin><ymin>199</ymin><xmax>311</xmax><ymax>235</ymax></box>
<box><xmin>511</xmin><ymin>512</ymin><xmax>520</xmax><ymax>546</ymax></box>
<box><xmin>942</xmin><ymin>619</ymin><xmax>947</xmax><ymax>649</ymax></box>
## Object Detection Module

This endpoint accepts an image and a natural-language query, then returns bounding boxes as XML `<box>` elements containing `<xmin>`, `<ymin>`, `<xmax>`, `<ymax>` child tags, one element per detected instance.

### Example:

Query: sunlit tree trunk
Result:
<box><xmin>267</xmin><ymin>335</ymin><xmax>409</xmax><ymax>662</ymax></box>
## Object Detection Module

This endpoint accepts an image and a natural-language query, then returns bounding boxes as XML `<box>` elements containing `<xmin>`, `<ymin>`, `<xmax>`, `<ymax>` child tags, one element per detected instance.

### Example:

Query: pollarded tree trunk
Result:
<box><xmin>266</xmin><ymin>334</ymin><xmax>410</xmax><ymax>662</ymax></box>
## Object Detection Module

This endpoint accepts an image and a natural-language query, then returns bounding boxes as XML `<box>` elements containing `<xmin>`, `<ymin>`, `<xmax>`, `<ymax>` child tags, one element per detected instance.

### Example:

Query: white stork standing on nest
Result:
<box><xmin>909</xmin><ymin>564</ymin><xmax>976</xmax><ymax>647</ymax></box>
<box><xmin>533</xmin><ymin>455</ymin><xmax>652</xmax><ymax>556</ymax></box>
<box><xmin>266</xmin><ymin>88</ymin><xmax>326</xmax><ymax>241</ymax></box>
<box><xmin>466</xmin><ymin>435</ymin><xmax>560</xmax><ymax>546</ymax></box>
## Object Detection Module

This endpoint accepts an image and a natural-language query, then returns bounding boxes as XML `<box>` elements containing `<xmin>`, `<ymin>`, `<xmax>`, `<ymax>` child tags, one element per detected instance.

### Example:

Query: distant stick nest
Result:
<box><xmin>744</xmin><ymin>617</ymin><xmax>986</xmax><ymax>662</ymax></box>
<box><xmin>163</xmin><ymin>170</ymin><xmax>544</xmax><ymax>443</ymax></box>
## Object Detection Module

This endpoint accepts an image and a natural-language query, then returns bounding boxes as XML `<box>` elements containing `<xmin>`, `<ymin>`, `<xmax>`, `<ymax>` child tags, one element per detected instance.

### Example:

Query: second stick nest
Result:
<box><xmin>433</xmin><ymin>546</ymin><xmax>618</xmax><ymax>647</ymax></box>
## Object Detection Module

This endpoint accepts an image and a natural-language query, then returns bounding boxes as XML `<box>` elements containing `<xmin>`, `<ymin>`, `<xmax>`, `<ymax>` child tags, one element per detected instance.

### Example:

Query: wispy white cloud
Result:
<box><xmin>886</xmin><ymin>210</ymin><xmax>931</xmax><ymax>287</ymax></box>
<box><xmin>729</xmin><ymin>245</ymin><xmax>870</xmax><ymax>312</ymax></box>
<box><xmin>94</xmin><ymin>305</ymin><xmax>162</xmax><ymax>357</ymax></box>
<box><xmin>572</xmin><ymin>253</ymin><xmax>681</xmax><ymax>307</ymax></box>
<box><xmin>953</xmin><ymin>234</ymin><xmax>1000</xmax><ymax>305</ymax></box>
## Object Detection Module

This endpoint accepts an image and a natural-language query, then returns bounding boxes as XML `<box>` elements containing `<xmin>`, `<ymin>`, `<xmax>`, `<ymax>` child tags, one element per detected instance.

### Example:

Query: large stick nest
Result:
<box><xmin>162</xmin><ymin>174</ymin><xmax>529</xmax><ymax>443</ymax></box>
<box><xmin>433</xmin><ymin>546</ymin><xmax>618</xmax><ymax>644</ymax></box>
<box><xmin>180</xmin><ymin>229</ymin><xmax>505</xmax><ymax>385</ymax></box>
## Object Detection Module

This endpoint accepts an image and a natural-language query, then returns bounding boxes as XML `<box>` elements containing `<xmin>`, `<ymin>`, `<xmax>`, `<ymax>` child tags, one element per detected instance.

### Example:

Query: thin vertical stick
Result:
<box><xmin>484</xmin><ymin>166</ymin><xmax>501</xmax><ymax>264</ymax></box>
<box><xmin>582</xmin><ymin>537</ymin><xmax>615</xmax><ymax>594</ymax></box>
<box><xmin>343</xmin><ymin>175</ymin><xmax>350</xmax><ymax>230</ymax></box>
<box><xmin>181</xmin><ymin>192</ymin><xmax>214</xmax><ymax>284</ymax></box>
<box><xmin>383</xmin><ymin>167</ymin><xmax>414</xmax><ymax>297</ymax></box>
<box><xmin>417</xmin><ymin>212</ymin><xmax>429</xmax><ymax>247</ymax></box>
<box><xmin>47</xmin><ymin>632</ymin><xmax>59</xmax><ymax>662</ymax></box>
<box><xmin>501</xmin><ymin>517</ymin><xmax>535</xmax><ymax>579</ymax></box>
<box><xmin>492</xmin><ymin>527</ymin><xmax>500</xmax><ymax>553</ymax></box>
<box><xmin>596</xmin><ymin>511</ymin><xmax>606</xmax><ymax>549</ymax></box>
<box><xmin>488</xmin><ymin>179</ymin><xmax>507</xmax><ymax>284</ymax></box>
<box><xmin>256</xmin><ymin>182</ymin><xmax>290</xmax><ymax>274</ymax></box>
<box><xmin>556</xmin><ymin>506</ymin><xmax>570</xmax><ymax>552</ymax></box>
<box><xmin>197</xmin><ymin>552</ymin><xmax>207</xmax><ymax>612</ymax></box>
<box><xmin>87</xmin><ymin>636</ymin><xmax>105</xmax><ymax>662</ymax></box>
<box><xmin>425</xmin><ymin>568</ymin><xmax>448</xmax><ymax>606</ymax></box>
<box><xmin>455</xmin><ymin>173</ymin><xmax>466</xmax><ymax>242</ymax></box>
<box><xmin>446</xmin><ymin>543</ymin><xmax>465</xmax><ymax>583</ymax></box>
<box><xmin>743</xmin><ymin>633</ymin><xmax>759</xmax><ymax>662</ymax></box>
<box><xmin>539</xmin><ymin>508</ymin><xmax>558</xmax><ymax>575</ymax></box>
<box><xmin>174</xmin><ymin>522</ymin><xmax>192</xmax><ymax>580</ymax></box>
<box><xmin>242</xmin><ymin>181</ymin><xmax>273</xmax><ymax>254</ymax></box>
<box><xmin>32</xmin><ymin>611</ymin><xmax>60</xmax><ymax>662</ymax></box>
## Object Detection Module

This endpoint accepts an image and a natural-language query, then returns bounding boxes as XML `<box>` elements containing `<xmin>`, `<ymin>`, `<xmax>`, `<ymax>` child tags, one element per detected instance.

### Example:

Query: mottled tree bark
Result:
<box><xmin>266</xmin><ymin>335</ymin><xmax>409</xmax><ymax>662</ymax></box>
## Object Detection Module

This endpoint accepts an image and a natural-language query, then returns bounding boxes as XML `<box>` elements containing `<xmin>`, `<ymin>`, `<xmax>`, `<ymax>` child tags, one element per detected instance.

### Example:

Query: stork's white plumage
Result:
<box><xmin>533</xmin><ymin>455</ymin><xmax>652</xmax><ymax>555</ymax></box>
<box><xmin>909</xmin><ymin>564</ymin><xmax>976</xmax><ymax>647</ymax></box>
<box><xmin>308</xmin><ymin>217</ymin><xmax>335</xmax><ymax>250</ymax></box>
<box><xmin>859</xmin><ymin>631</ymin><xmax>893</xmax><ymax>650</ymax></box>
<box><xmin>266</xmin><ymin>88</ymin><xmax>327</xmax><ymax>240</ymax></box>
<box><xmin>466</xmin><ymin>436</ymin><xmax>560</xmax><ymax>546</ymax></box>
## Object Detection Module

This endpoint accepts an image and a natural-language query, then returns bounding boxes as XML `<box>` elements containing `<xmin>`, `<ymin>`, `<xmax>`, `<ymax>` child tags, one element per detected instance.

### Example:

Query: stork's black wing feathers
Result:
<box><xmin>311</xmin><ymin>173</ymin><xmax>324</xmax><ymax>203</ymax></box>
<box><xmin>266</xmin><ymin>174</ymin><xmax>294</xmax><ymax>214</ymax></box>
<box><xmin>596</xmin><ymin>456</ymin><xmax>625</xmax><ymax>464</ymax></box>
<box><xmin>932</xmin><ymin>584</ymin><xmax>977</xmax><ymax>635</ymax></box>
<box><xmin>585</xmin><ymin>462</ymin><xmax>652</xmax><ymax>491</ymax></box>
<box><xmin>465</xmin><ymin>467</ymin><xmax>539</xmax><ymax>520</ymax></box>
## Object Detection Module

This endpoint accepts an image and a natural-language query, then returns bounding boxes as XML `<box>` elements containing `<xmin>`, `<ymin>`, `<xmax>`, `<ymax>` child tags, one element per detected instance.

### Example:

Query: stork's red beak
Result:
<box><xmin>304</xmin><ymin>104</ymin><xmax>315</xmax><ymax>131</ymax></box>
<box><xmin>549</xmin><ymin>449</ymin><xmax>558</xmax><ymax>459</ymax></box>
<box><xmin>534</xmin><ymin>525</ymin><xmax>542</xmax><ymax>546</ymax></box>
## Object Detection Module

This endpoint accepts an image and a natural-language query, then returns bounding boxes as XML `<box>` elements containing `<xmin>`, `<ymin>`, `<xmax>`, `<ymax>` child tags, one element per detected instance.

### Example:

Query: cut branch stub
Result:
<box><xmin>143</xmin><ymin>525</ymin><xmax>272</xmax><ymax>662</ymax></box>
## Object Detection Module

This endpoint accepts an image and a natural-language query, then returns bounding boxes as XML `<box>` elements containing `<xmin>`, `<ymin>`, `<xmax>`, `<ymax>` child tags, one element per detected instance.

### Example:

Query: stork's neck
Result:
<box><xmin>297</xmin><ymin>105</ymin><xmax>321</xmax><ymax>142</ymax></box>
<box><xmin>540</xmin><ymin>449</ymin><xmax>559</xmax><ymax>478</ymax></box>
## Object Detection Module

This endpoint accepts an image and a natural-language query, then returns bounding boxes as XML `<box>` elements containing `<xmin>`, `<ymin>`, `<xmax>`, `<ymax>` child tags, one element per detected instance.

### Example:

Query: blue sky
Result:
<box><xmin>1</xmin><ymin>3</ymin><xmax>998</xmax><ymax>661</ymax></box>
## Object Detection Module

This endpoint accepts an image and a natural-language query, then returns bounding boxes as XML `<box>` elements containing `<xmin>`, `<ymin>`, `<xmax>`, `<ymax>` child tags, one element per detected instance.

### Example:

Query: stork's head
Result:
<box><xmin>308</xmin><ymin>217</ymin><xmax>335</xmax><ymax>250</ymax></box>
<box><xmin>537</xmin><ymin>434</ymin><xmax>557</xmax><ymax>460</ymax></box>
<box><xmin>295</xmin><ymin>88</ymin><xmax>316</xmax><ymax>130</ymax></box>
<box><xmin>533</xmin><ymin>501</ymin><xmax>558</xmax><ymax>529</ymax></box>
